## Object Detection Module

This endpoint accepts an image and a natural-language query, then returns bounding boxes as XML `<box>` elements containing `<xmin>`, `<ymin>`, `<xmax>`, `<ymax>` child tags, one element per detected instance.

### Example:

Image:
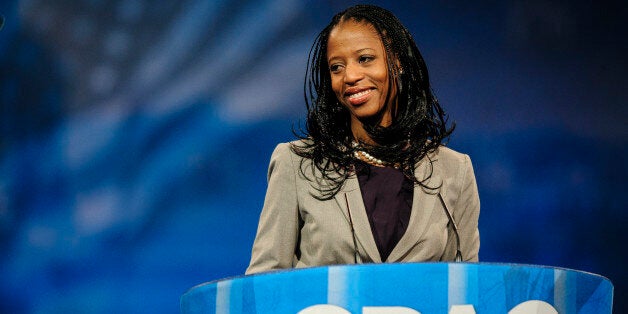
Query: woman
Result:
<box><xmin>246</xmin><ymin>4</ymin><xmax>479</xmax><ymax>275</ymax></box>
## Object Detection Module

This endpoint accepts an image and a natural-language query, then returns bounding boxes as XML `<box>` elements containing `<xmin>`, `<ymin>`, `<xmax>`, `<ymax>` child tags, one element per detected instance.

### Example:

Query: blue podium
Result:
<box><xmin>181</xmin><ymin>263</ymin><xmax>613</xmax><ymax>313</ymax></box>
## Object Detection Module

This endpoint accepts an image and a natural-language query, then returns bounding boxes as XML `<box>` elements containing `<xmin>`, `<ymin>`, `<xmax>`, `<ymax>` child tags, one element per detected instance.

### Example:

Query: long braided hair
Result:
<box><xmin>293</xmin><ymin>4</ymin><xmax>454</xmax><ymax>199</ymax></box>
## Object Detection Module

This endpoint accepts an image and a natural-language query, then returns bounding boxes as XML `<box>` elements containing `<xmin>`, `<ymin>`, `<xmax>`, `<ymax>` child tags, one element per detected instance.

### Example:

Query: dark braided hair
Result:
<box><xmin>293</xmin><ymin>4</ymin><xmax>454</xmax><ymax>199</ymax></box>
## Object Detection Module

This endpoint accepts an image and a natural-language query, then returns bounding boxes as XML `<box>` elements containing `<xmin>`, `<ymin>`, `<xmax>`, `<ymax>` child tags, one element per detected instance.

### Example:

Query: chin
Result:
<box><xmin>352</xmin><ymin>104</ymin><xmax>385</xmax><ymax>119</ymax></box>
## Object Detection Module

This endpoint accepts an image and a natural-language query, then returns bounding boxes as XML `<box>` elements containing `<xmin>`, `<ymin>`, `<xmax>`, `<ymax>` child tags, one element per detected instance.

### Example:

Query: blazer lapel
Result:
<box><xmin>387</xmin><ymin>157</ymin><xmax>441</xmax><ymax>262</ymax></box>
<box><xmin>334</xmin><ymin>174</ymin><xmax>382</xmax><ymax>263</ymax></box>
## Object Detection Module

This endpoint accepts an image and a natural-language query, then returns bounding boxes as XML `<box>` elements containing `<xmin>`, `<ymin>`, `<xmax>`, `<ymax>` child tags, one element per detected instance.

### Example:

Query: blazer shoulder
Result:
<box><xmin>270</xmin><ymin>141</ymin><xmax>307</xmax><ymax>162</ymax></box>
<box><xmin>271</xmin><ymin>142</ymin><xmax>293</xmax><ymax>157</ymax></box>
<box><xmin>433</xmin><ymin>145</ymin><xmax>469</xmax><ymax>162</ymax></box>
<box><xmin>434</xmin><ymin>145</ymin><xmax>472</xmax><ymax>164</ymax></box>
<box><xmin>268</xmin><ymin>141</ymin><xmax>312</xmax><ymax>175</ymax></box>
<box><xmin>430</xmin><ymin>145</ymin><xmax>474</xmax><ymax>179</ymax></box>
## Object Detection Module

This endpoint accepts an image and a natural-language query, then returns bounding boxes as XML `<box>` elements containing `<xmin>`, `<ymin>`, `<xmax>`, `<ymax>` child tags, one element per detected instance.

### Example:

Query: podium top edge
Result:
<box><xmin>182</xmin><ymin>262</ymin><xmax>613</xmax><ymax>295</ymax></box>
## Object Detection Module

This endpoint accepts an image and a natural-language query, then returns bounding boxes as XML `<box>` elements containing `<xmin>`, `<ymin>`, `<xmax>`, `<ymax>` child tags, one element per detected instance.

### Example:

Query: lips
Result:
<box><xmin>344</xmin><ymin>87</ymin><xmax>374</xmax><ymax>106</ymax></box>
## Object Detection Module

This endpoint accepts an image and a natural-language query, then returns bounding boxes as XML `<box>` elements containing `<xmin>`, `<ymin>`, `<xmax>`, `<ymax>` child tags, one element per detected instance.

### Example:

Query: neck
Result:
<box><xmin>351</xmin><ymin>123</ymin><xmax>376</xmax><ymax>146</ymax></box>
<box><xmin>350</xmin><ymin>116</ymin><xmax>392</xmax><ymax>146</ymax></box>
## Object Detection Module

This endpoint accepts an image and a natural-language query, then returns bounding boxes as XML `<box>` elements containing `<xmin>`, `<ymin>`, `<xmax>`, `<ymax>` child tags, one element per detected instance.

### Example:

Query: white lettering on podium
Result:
<box><xmin>299</xmin><ymin>301</ymin><xmax>558</xmax><ymax>313</ymax></box>
<box><xmin>449</xmin><ymin>305</ymin><xmax>476</xmax><ymax>314</ymax></box>
<box><xmin>298</xmin><ymin>304</ymin><xmax>351</xmax><ymax>314</ymax></box>
<box><xmin>508</xmin><ymin>301</ymin><xmax>558</xmax><ymax>314</ymax></box>
<box><xmin>363</xmin><ymin>306</ymin><xmax>420</xmax><ymax>314</ymax></box>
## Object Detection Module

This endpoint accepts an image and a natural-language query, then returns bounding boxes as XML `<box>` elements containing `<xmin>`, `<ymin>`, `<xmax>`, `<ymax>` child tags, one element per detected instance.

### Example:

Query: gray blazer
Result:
<box><xmin>246</xmin><ymin>142</ymin><xmax>480</xmax><ymax>275</ymax></box>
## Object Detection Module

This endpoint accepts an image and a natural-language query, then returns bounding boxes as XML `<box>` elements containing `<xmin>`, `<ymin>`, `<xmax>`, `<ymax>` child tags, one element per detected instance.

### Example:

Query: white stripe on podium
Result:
<box><xmin>554</xmin><ymin>268</ymin><xmax>575</xmax><ymax>313</ymax></box>
<box><xmin>328</xmin><ymin>266</ymin><xmax>352</xmax><ymax>308</ymax></box>
<box><xmin>216</xmin><ymin>280</ymin><xmax>231</xmax><ymax>314</ymax></box>
<box><xmin>448</xmin><ymin>264</ymin><xmax>478</xmax><ymax>309</ymax></box>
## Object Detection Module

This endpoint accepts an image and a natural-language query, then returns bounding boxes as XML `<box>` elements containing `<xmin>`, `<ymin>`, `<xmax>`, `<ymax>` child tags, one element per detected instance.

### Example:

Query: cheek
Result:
<box><xmin>379</xmin><ymin>70</ymin><xmax>390</xmax><ymax>87</ymax></box>
<box><xmin>377</xmin><ymin>74</ymin><xmax>390</xmax><ymax>99</ymax></box>
<box><xmin>330</xmin><ymin>78</ymin><xmax>343</xmax><ymax>98</ymax></box>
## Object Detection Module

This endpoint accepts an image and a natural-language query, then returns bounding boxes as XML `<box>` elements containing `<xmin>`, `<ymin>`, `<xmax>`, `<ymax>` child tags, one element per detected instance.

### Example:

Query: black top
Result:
<box><xmin>355</xmin><ymin>162</ymin><xmax>414</xmax><ymax>261</ymax></box>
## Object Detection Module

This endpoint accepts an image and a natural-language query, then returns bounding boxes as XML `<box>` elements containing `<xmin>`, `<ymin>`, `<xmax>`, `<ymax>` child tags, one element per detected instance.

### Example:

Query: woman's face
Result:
<box><xmin>327</xmin><ymin>20</ymin><xmax>395</xmax><ymax>128</ymax></box>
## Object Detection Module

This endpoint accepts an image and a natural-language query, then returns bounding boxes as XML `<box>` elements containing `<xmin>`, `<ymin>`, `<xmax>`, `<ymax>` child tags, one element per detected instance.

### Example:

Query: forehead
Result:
<box><xmin>327</xmin><ymin>20</ymin><xmax>384</xmax><ymax>56</ymax></box>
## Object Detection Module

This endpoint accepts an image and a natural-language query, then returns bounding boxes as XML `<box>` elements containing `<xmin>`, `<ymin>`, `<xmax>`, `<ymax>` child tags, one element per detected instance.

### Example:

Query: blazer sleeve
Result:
<box><xmin>454</xmin><ymin>154</ymin><xmax>481</xmax><ymax>262</ymax></box>
<box><xmin>246</xmin><ymin>143</ymin><xmax>300</xmax><ymax>275</ymax></box>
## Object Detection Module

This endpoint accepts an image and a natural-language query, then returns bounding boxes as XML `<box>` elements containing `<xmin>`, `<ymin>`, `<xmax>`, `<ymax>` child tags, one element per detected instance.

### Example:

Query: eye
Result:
<box><xmin>358</xmin><ymin>55</ymin><xmax>375</xmax><ymax>63</ymax></box>
<box><xmin>329</xmin><ymin>63</ymin><xmax>343</xmax><ymax>73</ymax></box>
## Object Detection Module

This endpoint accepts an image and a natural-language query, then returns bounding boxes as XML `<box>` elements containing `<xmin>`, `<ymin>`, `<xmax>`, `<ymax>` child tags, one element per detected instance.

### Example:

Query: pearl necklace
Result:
<box><xmin>351</xmin><ymin>141</ymin><xmax>398</xmax><ymax>168</ymax></box>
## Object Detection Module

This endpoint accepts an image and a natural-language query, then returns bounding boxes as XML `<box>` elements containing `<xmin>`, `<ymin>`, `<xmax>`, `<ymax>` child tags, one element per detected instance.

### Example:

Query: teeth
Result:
<box><xmin>348</xmin><ymin>89</ymin><xmax>371</xmax><ymax>99</ymax></box>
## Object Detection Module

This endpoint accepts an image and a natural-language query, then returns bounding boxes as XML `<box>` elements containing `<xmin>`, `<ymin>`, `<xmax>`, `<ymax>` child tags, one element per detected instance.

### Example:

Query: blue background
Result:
<box><xmin>1</xmin><ymin>0</ymin><xmax>626</xmax><ymax>313</ymax></box>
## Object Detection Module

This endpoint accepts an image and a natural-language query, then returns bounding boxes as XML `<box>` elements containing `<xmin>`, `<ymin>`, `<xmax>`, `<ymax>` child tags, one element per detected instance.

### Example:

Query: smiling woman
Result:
<box><xmin>327</xmin><ymin>20</ymin><xmax>395</xmax><ymax>142</ymax></box>
<box><xmin>246</xmin><ymin>4</ymin><xmax>480</xmax><ymax>274</ymax></box>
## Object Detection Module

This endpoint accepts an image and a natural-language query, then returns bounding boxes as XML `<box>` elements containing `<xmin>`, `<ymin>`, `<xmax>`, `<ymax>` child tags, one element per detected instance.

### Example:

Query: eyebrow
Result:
<box><xmin>328</xmin><ymin>47</ymin><xmax>377</xmax><ymax>63</ymax></box>
<box><xmin>355</xmin><ymin>48</ymin><xmax>376</xmax><ymax>54</ymax></box>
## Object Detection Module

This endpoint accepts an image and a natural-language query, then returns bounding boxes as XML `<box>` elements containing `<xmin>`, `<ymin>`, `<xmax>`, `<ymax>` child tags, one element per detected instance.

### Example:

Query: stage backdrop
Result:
<box><xmin>0</xmin><ymin>0</ymin><xmax>626</xmax><ymax>313</ymax></box>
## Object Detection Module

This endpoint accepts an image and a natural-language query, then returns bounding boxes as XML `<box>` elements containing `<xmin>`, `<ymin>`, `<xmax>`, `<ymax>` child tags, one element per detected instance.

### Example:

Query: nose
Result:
<box><xmin>343</xmin><ymin>63</ymin><xmax>364</xmax><ymax>85</ymax></box>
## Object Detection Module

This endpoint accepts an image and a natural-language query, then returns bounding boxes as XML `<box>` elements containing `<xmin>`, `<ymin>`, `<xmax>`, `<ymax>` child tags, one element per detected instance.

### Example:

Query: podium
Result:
<box><xmin>181</xmin><ymin>263</ymin><xmax>613</xmax><ymax>313</ymax></box>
